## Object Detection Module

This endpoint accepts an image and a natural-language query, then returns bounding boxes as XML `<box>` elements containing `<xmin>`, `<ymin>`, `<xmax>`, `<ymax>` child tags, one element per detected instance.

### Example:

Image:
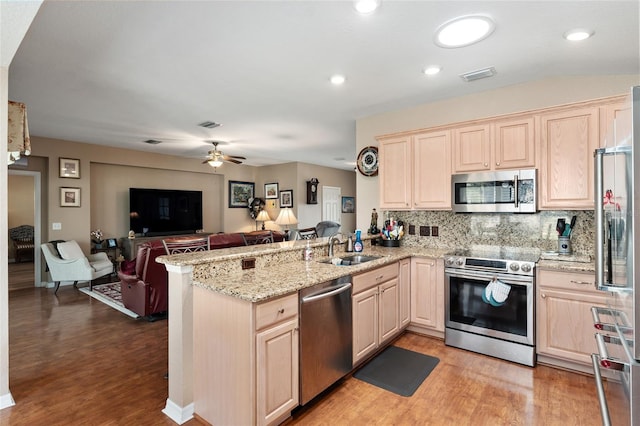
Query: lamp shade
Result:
<box><xmin>256</xmin><ymin>210</ymin><xmax>271</xmax><ymax>222</ymax></box>
<box><xmin>275</xmin><ymin>208</ymin><xmax>298</xmax><ymax>226</ymax></box>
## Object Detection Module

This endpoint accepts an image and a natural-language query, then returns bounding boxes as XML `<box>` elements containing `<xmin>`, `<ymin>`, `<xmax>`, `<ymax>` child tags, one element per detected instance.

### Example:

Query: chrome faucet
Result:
<box><xmin>328</xmin><ymin>235</ymin><xmax>342</xmax><ymax>257</ymax></box>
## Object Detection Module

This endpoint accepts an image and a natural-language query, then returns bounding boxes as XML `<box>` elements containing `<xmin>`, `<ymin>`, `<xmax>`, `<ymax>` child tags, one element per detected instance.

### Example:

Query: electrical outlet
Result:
<box><xmin>409</xmin><ymin>225</ymin><xmax>415</xmax><ymax>235</ymax></box>
<box><xmin>419</xmin><ymin>226</ymin><xmax>430</xmax><ymax>237</ymax></box>
<box><xmin>241</xmin><ymin>257</ymin><xmax>256</xmax><ymax>270</ymax></box>
<box><xmin>52</xmin><ymin>222</ymin><xmax>62</xmax><ymax>230</ymax></box>
<box><xmin>431</xmin><ymin>226</ymin><xmax>439</xmax><ymax>237</ymax></box>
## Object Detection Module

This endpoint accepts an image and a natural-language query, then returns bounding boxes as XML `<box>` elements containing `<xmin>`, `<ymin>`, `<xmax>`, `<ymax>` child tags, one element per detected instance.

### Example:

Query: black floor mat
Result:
<box><xmin>353</xmin><ymin>346</ymin><xmax>440</xmax><ymax>397</ymax></box>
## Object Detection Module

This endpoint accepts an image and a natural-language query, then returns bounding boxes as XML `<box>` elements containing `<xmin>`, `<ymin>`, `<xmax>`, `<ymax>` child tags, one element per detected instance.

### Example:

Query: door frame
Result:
<box><xmin>8</xmin><ymin>170</ymin><xmax>42</xmax><ymax>286</ymax></box>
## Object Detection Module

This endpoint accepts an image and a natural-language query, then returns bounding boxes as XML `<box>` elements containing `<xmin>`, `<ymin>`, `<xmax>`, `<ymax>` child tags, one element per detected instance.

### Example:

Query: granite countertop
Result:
<box><xmin>537</xmin><ymin>251</ymin><xmax>595</xmax><ymax>273</ymax></box>
<box><xmin>190</xmin><ymin>246</ymin><xmax>448</xmax><ymax>303</ymax></box>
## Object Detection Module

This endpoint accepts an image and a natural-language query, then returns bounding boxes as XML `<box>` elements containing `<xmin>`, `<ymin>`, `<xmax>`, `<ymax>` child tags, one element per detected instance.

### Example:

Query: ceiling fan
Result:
<box><xmin>202</xmin><ymin>141</ymin><xmax>246</xmax><ymax>168</ymax></box>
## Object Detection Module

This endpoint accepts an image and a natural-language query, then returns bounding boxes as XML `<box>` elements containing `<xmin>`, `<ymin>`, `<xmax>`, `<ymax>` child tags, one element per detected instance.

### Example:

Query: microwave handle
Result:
<box><xmin>513</xmin><ymin>174</ymin><xmax>519</xmax><ymax>208</ymax></box>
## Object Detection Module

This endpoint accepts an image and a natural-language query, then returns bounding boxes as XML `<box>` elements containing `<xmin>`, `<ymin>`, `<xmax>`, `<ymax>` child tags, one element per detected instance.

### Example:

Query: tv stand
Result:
<box><xmin>122</xmin><ymin>233</ymin><xmax>211</xmax><ymax>260</ymax></box>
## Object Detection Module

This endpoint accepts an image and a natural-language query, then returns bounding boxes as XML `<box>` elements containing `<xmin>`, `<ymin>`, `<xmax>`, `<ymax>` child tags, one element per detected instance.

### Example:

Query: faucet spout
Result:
<box><xmin>328</xmin><ymin>235</ymin><xmax>341</xmax><ymax>257</ymax></box>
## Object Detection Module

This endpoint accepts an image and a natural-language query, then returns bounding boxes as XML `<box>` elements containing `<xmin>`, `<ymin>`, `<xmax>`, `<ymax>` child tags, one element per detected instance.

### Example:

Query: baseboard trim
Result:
<box><xmin>162</xmin><ymin>398</ymin><xmax>194</xmax><ymax>425</ymax></box>
<box><xmin>0</xmin><ymin>392</ymin><xmax>15</xmax><ymax>410</ymax></box>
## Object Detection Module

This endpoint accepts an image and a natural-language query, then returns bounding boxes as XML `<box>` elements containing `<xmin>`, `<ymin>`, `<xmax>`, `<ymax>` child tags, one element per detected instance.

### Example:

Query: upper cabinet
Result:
<box><xmin>378</xmin><ymin>130</ymin><xmax>451</xmax><ymax>210</ymax></box>
<box><xmin>539</xmin><ymin>106</ymin><xmax>599</xmax><ymax>209</ymax></box>
<box><xmin>452</xmin><ymin>117</ymin><xmax>536</xmax><ymax>173</ymax></box>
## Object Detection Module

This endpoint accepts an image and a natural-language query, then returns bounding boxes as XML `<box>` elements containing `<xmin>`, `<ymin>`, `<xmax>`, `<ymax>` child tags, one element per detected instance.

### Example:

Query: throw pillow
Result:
<box><xmin>121</xmin><ymin>259</ymin><xmax>136</xmax><ymax>275</ymax></box>
<box><xmin>56</xmin><ymin>241</ymin><xmax>85</xmax><ymax>260</ymax></box>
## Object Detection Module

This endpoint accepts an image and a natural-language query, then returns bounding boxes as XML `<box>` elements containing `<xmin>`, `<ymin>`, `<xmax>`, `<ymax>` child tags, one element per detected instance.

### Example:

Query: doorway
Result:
<box><xmin>8</xmin><ymin>170</ymin><xmax>41</xmax><ymax>289</ymax></box>
<box><xmin>322</xmin><ymin>186</ymin><xmax>341</xmax><ymax>224</ymax></box>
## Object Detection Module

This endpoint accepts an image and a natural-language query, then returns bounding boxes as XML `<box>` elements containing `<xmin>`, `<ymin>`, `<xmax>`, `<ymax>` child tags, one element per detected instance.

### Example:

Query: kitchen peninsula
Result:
<box><xmin>156</xmin><ymin>237</ymin><xmax>447</xmax><ymax>425</ymax></box>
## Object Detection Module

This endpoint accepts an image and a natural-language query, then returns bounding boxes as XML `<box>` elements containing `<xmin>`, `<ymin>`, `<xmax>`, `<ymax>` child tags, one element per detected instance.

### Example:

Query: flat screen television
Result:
<box><xmin>129</xmin><ymin>188</ymin><xmax>203</xmax><ymax>237</ymax></box>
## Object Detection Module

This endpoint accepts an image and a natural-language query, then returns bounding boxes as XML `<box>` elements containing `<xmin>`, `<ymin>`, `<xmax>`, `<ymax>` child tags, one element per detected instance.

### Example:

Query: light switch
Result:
<box><xmin>52</xmin><ymin>222</ymin><xmax>62</xmax><ymax>230</ymax></box>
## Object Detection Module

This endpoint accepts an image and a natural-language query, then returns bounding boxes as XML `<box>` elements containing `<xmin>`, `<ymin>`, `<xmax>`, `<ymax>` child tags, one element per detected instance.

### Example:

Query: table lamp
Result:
<box><xmin>256</xmin><ymin>210</ymin><xmax>271</xmax><ymax>231</ymax></box>
<box><xmin>275</xmin><ymin>208</ymin><xmax>298</xmax><ymax>240</ymax></box>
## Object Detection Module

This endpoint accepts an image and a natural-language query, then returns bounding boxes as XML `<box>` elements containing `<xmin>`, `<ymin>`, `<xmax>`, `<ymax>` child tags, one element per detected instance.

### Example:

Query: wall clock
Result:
<box><xmin>357</xmin><ymin>146</ymin><xmax>378</xmax><ymax>176</ymax></box>
<box><xmin>307</xmin><ymin>178</ymin><xmax>319</xmax><ymax>204</ymax></box>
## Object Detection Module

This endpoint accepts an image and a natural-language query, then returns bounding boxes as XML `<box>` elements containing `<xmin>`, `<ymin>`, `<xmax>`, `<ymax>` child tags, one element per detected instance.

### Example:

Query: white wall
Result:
<box><xmin>355</xmin><ymin>75</ymin><xmax>640</xmax><ymax>231</ymax></box>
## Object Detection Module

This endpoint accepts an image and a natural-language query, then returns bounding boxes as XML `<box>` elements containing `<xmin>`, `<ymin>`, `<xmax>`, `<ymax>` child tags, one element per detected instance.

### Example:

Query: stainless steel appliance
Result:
<box><xmin>444</xmin><ymin>247</ymin><xmax>538</xmax><ymax>366</ymax></box>
<box><xmin>592</xmin><ymin>86</ymin><xmax>640</xmax><ymax>425</ymax></box>
<box><xmin>452</xmin><ymin>169</ymin><xmax>537</xmax><ymax>213</ymax></box>
<box><xmin>299</xmin><ymin>276</ymin><xmax>352</xmax><ymax>405</ymax></box>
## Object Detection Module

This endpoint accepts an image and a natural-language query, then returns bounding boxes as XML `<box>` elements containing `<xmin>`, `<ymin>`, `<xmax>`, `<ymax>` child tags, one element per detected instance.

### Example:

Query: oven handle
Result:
<box><xmin>445</xmin><ymin>269</ymin><xmax>533</xmax><ymax>285</ymax></box>
<box><xmin>590</xmin><ymin>353</ymin><xmax>612</xmax><ymax>426</ymax></box>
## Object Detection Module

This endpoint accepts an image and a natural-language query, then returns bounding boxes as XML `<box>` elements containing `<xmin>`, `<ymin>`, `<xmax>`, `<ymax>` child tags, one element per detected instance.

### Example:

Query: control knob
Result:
<box><xmin>521</xmin><ymin>263</ymin><xmax>532</xmax><ymax>273</ymax></box>
<box><xmin>456</xmin><ymin>258</ymin><xmax>464</xmax><ymax>266</ymax></box>
<box><xmin>509</xmin><ymin>263</ymin><xmax>520</xmax><ymax>272</ymax></box>
<box><xmin>445</xmin><ymin>257</ymin><xmax>455</xmax><ymax>266</ymax></box>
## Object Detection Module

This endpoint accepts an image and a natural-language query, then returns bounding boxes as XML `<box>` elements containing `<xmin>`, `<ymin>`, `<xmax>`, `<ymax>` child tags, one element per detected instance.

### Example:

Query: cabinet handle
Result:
<box><xmin>277</xmin><ymin>308</ymin><xmax>285</xmax><ymax>314</ymax></box>
<box><xmin>570</xmin><ymin>280</ymin><xmax>592</xmax><ymax>285</ymax></box>
<box><xmin>484</xmin><ymin>162</ymin><xmax>488</xmax><ymax>167</ymax></box>
<box><xmin>375</xmin><ymin>275</ymin><xmax>384</xmax><ymax>281</ymax></box>
<box><xmin>496</xmin><ymin>162</ymin><xmax>500</xmax><ymax>166</ymax></box>
<box><xmin>541</xmin><ymin>293</ymin><xmax>546</xmax><ymax>299</ymax></box>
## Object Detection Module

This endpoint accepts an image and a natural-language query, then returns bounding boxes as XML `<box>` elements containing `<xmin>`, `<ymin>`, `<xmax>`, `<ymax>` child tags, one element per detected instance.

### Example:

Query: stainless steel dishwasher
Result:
<box><xmin>299</xmin><ymin>275</ymin><xmax>352</xmax><ymax>405</ymax></box>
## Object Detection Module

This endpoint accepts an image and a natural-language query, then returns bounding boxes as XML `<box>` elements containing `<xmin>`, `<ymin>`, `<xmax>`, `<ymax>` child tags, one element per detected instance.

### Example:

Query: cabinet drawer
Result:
<box><xmin>255</xmin><ymin>293</ymin><xmax>298</xmax><ymax>331</ymax></box>
<box><xmin>353</xmin><ymin>263</ymin><xmax>398</xmax><ymax>294</ymax></box>
<box><xmin>537</xmin><ymin>269</ymin><xmax>599</xmax><ymax>294</ymax></box>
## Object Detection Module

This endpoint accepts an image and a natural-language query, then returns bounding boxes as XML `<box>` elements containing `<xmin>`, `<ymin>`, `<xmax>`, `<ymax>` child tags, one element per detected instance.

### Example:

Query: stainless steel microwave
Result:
<box><xmin>452</xmin><ymin>169</ymin><xmax>537</xmax><ymax>213</ymax></box>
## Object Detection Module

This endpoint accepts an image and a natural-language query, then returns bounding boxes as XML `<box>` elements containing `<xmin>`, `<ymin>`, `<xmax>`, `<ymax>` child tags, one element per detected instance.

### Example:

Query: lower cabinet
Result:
<box><xmin>193</xmin><ymin>289</ymin><xmax>299</xmax><ymax>426</ymax></box>
<box><xmin>352</xmin><ymin>262</ymin><xmax>401</xmax><ymax>366</ymax></box>
<box><xmin>399</xmin><ymin>258</ymin><xmax>411</xmax><ymax>328</ymax></box>
<box><xmin>536</xmin><ymin>269</ymin><xmax>608</xmax><ymax>367</ymax></box>
<box><xmin>410</xmin><ymin>257</ymin><xmax>445</xmax><ymax>334</ymax></box>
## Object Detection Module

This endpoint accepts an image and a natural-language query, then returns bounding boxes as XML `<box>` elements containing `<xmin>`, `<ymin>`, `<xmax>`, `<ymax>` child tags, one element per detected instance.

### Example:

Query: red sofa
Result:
<box><xmin>118</xmin><ymin>232</ymin><xmax>283</xmax><ymax>318</ymax></box>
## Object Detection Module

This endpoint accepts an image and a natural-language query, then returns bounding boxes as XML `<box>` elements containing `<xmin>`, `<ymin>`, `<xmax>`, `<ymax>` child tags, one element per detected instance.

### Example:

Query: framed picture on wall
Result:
<box><xmin>59</xmin><ymin>157</ymin><xmax>80</xmax><ymax>179</ymax></box>
<box><xmin>265</xmin><ymin>182</ymin><xmax>279</xmax><ymax>199</ymax></box>
<box><xmin>60</xmin><ymin>187</ymin><xmax>81</xmax><ymax>207</ymax></box>
<box><xmin>341</xmin><ymin>196</ymin><xmax>355</xmax><ymax>213</ymax></box>
<box><xmin>228</xmin><ymin>180</ymin><xmax>255</xmax><ymax>208</ymax></box>
<box><xmin>280</xmin><ymin>190</ymin><xmax>293</xmax><ymax>208</ymax></box>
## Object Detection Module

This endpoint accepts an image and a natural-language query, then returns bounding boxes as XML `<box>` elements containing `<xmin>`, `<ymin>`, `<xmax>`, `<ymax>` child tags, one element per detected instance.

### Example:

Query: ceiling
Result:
<box><xmin>7</xmin><ymin>1</ymin><xmax>639</xmax><ymax>170</ymax></box>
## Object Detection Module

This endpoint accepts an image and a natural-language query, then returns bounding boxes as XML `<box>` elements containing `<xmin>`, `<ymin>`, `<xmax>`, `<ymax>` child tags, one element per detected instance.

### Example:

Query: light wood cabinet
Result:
<box><xmin>378</xmin><ymin>130</ymin><xmax>451</xmax><ymax>210</ymax></box>
<box><xmin>398</xmin><ymin>258</ymin><xmax>411</xmax><ymax>328</ymax></box>
<box><xmin>539</xmin><ymin>106</ymin><xmax>599</xmax><ymax>209</ymax></box>
<box><xmin>410</xmin><ymin>257</ymin><xmax>444</xmax><ymax>333</ymax></box>
<box><xmin>352</xmin><ymin>262</ymin><xmax>401</xmax><ymax>366</ymax></box>
<box><xmin>600</xmin><ymin>100</ymin><xmax>631</xmax><ymax>149</ymax></box>
<box><xmin>452</xmin><ymin>117</ymin><xmax>535</xmax><ymax>173</ymax></box>
<box><xmin>193</xmin><ymin>290</ymin><xmax>299</xmax><ymax>426</ymax></box>
<box><xmin>378</xmin><ymin>135</ymin><xmax>412</xmax><ymax>210</ymax></box>
<box><xmin>536</xmin><ymin>269</ymin><xmax>607</xmax><ymax>367</ymax></box>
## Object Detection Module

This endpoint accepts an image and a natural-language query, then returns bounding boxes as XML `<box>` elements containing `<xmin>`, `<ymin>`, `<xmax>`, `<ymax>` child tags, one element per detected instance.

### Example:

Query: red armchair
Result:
<box><xmin>118</xmin><ymin>240</ymin><xmax>168</xmax><ymax>318</ymax></box>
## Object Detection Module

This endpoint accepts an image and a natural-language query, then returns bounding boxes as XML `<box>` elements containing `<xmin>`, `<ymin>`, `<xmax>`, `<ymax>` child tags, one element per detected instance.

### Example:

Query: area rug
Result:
<box><xmin>79</xmin><ymin>282</ymin><xmax>140</xmax><ymax>319</ymax></box>
<box><xmin>353</xmin><ymin>346</ymin><xmax>440</xmax><ymax>397</ymax></box>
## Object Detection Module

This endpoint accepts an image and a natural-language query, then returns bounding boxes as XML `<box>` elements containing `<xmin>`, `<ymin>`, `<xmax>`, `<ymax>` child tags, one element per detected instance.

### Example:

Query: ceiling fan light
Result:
<box><xmin>207</xmin><ymin>159</ymin><xmax>223</xmax><ymax>168</ymax></box>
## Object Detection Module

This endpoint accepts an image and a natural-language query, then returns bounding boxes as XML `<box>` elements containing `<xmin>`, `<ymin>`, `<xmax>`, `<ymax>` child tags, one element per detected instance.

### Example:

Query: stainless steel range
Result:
<box><xmin>444</xmin><ymin>247</ymin><xmax>538</xmax><ymax>367</ymax></box>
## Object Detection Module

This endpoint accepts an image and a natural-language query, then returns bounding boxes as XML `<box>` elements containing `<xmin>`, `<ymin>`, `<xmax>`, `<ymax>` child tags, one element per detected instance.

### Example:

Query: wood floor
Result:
<box><xmin>7</xmin><ymin>262</ymin><xmax>35</xmax><ymax>291</ymax></box>
<box><xmin>0</xmin><ymin>285</ymin><xmax>620</xmax><ymax>425</ymax></box>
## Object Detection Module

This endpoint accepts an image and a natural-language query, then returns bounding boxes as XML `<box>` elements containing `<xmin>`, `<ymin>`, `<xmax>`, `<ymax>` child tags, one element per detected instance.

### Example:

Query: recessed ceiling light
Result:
<box><xmin>354</xmin><ymin>0</ymin><xmax>380</xmax><ymax>14</ymax></box>
<box><xmin>564</xmin><ymin>29</ymin><xmax>594</xmax><ymax>41</ymax></box>
<box><xmin>435</xmin><ymin>15</ymin><xmax>495</xmax><ymax>48</ymax></box>
<box><xmin>423</xmin><ymin>66</ymin><xmax>442</xmax><ymax>76</ymax></box>
<box><xmin>330</xmin><ymin>74</ymin><xmax>346</xmax><ymax>85</ymax></box>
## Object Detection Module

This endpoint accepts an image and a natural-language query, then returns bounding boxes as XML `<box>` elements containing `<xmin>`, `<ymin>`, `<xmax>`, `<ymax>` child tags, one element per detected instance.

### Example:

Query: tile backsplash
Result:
<box><xmin>380</xmin><ymin>210</ymin><xmax>594</xmax><ymax>258</ymax></box>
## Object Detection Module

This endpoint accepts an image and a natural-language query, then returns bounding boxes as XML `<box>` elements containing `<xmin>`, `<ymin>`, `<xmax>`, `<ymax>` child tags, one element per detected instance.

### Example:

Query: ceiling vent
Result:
<box><xmin>198</xmin><ymin>121</ymin><xmax>222</xmax><ymax>129</ymax></box>
<box><xmin>143</xmin><ymin>139</ymin><xmax>162</xmax><ymax>145</ymax></box>
<box><xmin>459</xmin><ymin>67</ymin><xmax>496</xmax><ymax>82</ymax></box>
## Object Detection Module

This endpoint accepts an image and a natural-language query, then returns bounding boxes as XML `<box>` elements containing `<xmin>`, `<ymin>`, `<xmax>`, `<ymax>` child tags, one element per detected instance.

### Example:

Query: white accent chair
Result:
<box><xmin>41</xmin><ymin>240</ymin><xmax>114</xmax><ymax>294</ymax></box>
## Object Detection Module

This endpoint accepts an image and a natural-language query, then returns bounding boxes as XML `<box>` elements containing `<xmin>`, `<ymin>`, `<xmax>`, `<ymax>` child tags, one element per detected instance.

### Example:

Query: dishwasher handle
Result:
<box><xmin>301</xmin><ymin>282</ymin><xmax>352</xmax><ymax>303</ymax></box>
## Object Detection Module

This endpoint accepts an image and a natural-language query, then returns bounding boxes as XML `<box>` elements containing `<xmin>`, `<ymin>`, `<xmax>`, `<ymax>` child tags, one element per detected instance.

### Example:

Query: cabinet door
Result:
<box><xmin>398</xmin><ymin>258</ymin><xmax>411</xmax><ymax>328</ymax></box>
<box><xmin>352</xmin><ymin>287</ymin><xmax>379</xmax><ymax>365</ymax></box>
<box><xmin>410</xmin><ymin>258</ymin><xmax>444</xmax><ymax>331</ymax></box>
<box><xmin>379</xmin><ymin>278</ymin><xmax>399</xmax><ymax>344</ymax></box>
<box><xmin>539</xmin><ymin>106</ymin><xmax>599</xmax><ymax>209</ymax></box>
<box><xmin>537</xmin><ymin>287</ymin><xmax>607</xmax><ymax>365</ymax></box>
<box><xmin>494</xmin><ymin>116</ymin><xmax>536</xmax><ymax>170</ymax></box>
<box><xmin>413</xmin><ymin>130</ymin><xmax>452</xmax><ymax>209</ymax></box>
<box><xmin>600</xmin><ymin>100</ymin><xmax>631</xmax><ymax>149</ymax></box>
<box><xmin>256</xmin><ymin>318</ymin><xmax>299</xmax><ymax>426</ymax></box>
<box><xmin>379</xmin><ymin>136</ymin><xmax>412</xmax><ymax>210</ymax></box>
<box><xmin>452</xmin><ymin>123</ymin><xmax>492</xmax><ymax>173</ymax></box>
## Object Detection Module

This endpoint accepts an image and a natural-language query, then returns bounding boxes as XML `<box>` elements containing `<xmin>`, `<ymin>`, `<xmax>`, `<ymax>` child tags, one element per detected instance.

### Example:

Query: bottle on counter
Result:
<box><xmin>303</xmin><ymin>240</ymin><xmax>313</xmax><ymax>261</ymax></box>
<box><xmin>346</xmin><ymin>234</ymin><xmax>354</xmax><ymax>252</ymax></box>
<box><xmin>353</xmin><ymin>229</ymin><xmax>363</xmax><ymax>253</ymax></box>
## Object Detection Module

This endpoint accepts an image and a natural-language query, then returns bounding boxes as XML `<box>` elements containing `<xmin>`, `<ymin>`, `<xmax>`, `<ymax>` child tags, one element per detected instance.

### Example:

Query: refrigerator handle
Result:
<box><xmin>594</xmin><ymin>148</ymin><xmax>606</xmax><ymax>290</ymax></box>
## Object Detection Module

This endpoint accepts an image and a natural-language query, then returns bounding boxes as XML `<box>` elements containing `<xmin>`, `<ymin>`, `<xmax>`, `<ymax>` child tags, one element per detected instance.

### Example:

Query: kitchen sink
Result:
<box><xmin>319</xmin><ymin>254</ymin><xmax>382</xmax><ymax>266</ymax></box>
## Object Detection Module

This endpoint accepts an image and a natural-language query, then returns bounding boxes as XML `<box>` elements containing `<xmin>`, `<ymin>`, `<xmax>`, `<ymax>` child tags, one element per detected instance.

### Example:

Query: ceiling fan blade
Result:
<box><xmin>222</xmin><ymin>154</ymin><xmax>246</xmax><ymax>161</ymax></box>
<box><xmin>223</xmin><ymin>158</ymin><xmax>243</xmax><ymax>164</ymax></box>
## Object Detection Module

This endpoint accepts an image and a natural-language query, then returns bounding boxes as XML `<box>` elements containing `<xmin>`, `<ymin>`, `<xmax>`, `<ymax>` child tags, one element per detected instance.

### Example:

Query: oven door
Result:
<box><xmin>445</xmin><ymin>269</ymin><xmax>534</xmax><ymax>346</ymax></box>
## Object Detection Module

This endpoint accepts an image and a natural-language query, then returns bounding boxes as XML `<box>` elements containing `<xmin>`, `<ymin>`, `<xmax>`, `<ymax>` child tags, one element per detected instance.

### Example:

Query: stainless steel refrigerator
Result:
<box><xmin>592</xmin><ymin>85</ymin><xmax>640</xmax><ymax>425</ymax></box>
